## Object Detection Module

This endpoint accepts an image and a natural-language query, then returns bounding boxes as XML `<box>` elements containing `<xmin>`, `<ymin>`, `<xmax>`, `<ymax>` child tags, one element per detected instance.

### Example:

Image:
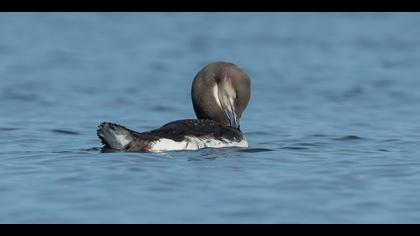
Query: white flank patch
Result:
<box><xmin>149</xmin><ymin>136</ymin><xmax>248</xmax><ymax>152</ymax></box>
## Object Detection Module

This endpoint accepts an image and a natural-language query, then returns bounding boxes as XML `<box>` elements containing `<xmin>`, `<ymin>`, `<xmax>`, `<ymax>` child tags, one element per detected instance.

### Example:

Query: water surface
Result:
<box><xmin>1</xmin><ymin>13</ymin><xmax>420</xmax><ymax>223</ymax></box>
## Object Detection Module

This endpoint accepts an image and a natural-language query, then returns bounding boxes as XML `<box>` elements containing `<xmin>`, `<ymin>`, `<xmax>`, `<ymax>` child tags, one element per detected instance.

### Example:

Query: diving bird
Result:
<box><xmin>97</xmin><ymin>61</ymin><xmax>251</xmax><ymax>152</ymax></box>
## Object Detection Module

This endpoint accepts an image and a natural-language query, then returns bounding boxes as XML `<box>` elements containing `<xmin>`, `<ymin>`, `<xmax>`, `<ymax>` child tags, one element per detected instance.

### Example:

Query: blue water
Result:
<box><xmin>1</xmin><ymin>13</ymin><xmax>420</xmax><ymax>223</ymax></box>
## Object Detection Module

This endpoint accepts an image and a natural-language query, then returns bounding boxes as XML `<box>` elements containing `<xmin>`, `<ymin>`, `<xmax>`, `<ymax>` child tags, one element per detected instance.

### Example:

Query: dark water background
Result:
<box><xmin>1</xmin><ymin>13</ymin><xmax>420</xmax><ymax>223</ymax></box>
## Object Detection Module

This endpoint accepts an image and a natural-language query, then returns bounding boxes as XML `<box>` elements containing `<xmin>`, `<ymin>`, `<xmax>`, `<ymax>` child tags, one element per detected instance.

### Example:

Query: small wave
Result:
<box><xmin>148</xmin><ymin>105</ymin><xmax>176</xmax><ymax>112</ymax></box>
<box><xmin>295</xmin><ymin>142</ymin><xmax>321</xmax><ymax>147</ymax></box>
<box><xmin>80</xmin><ymin>147</ymin><xmax>102</xmax><ymax>152</ymax></box>
<box><xmin>280</xmin><ymin>146</ymin><xmax>309</xmax><ymax>151</ymax></box>
<box><xmin>237</xmin><ymin>148</ymin><xmax>274</xmax><ymax>153</ymax></box>
<box><xmin>52</xmin><ymin>147</ymin><xmax>102</xmax><ymax>154</ymax></box>
<box><xmin>333</xmin><ymin>135</ymin><xmax>364</xmax><ymax>141</ymax></box>
<box><xmin>0</xmin><ymin>127</ymin><xmax>18</xmax><ymax>131</ymax></box>
<box><xmin>309</xmin><ymin>134</ymin><xmax>329</xmax><ymax>138</ymax></box>
<box><xmin>51</xmin><ymin>129</ymin><xmax>81</xmax><ymax>135</ymax></box>
<box><xmin>245</xmin><ymin>131</ymin><xmax>273</xmax><ymax>136</ymax></box>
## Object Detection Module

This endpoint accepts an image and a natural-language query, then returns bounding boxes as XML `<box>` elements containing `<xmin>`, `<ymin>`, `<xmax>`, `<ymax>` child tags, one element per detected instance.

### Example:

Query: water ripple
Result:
<box><xmin>333</xmin><ymin>135</ymin><xmax>364</xmax><ymax>141</ymax></box>
<box><xmin>237</xmin><ymin>148</ymin><xmax>274</xmax><ymax>153</ymax></box>
<box><xmin>51</xmin><ymin>129</ymin><xmax>81</xmax><ymax>135</ymax></box>
<box><xmin>0</xmin><ymin>127</ymin><xmax>19</xmax><ymax>131</ymax></box>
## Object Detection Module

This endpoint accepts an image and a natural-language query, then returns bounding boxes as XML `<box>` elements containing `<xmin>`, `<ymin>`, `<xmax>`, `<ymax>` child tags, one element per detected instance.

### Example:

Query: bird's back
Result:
<box><xmin>97</xmin><ymin>119</ymin><xmax>247</xmax><ymax>152</ymax></box>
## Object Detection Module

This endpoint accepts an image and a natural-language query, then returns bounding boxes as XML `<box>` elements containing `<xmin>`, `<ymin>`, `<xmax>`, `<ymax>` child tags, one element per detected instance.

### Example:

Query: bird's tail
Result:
<box><xmin>97</xmin><ymin>122</ymin><xmax>135</xmax><ymax>150</ymax></box>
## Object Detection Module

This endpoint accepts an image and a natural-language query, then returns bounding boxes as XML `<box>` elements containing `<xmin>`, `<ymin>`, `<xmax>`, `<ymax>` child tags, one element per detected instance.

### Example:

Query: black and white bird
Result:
<box><xmin>97</xmin><ymin>61</ymin><xmax>251</xmax><ymax>152</ymax></box>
